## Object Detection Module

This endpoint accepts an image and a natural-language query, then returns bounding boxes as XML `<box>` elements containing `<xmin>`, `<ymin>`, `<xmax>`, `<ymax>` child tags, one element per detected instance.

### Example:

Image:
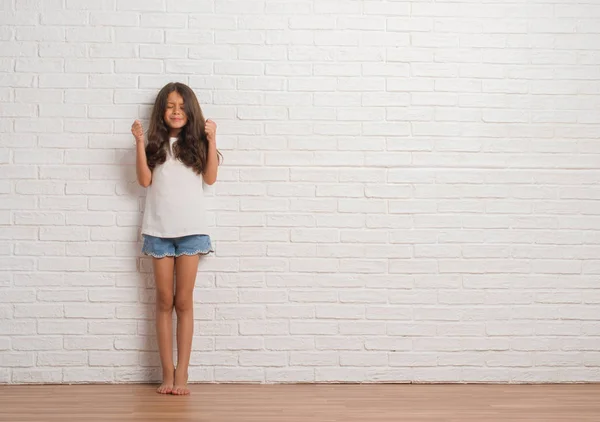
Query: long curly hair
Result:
<box><xmin>145</xmin><ymin>82</ymin><xmax>221</xmax><ymax>174</ymax></box>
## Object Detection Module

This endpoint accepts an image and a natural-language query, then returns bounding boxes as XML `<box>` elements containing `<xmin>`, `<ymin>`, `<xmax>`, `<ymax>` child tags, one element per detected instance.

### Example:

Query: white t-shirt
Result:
<box><xmin>141</xmin><ymin>137</ymin><xmax>209</xmax><ymax>238</ymax></box>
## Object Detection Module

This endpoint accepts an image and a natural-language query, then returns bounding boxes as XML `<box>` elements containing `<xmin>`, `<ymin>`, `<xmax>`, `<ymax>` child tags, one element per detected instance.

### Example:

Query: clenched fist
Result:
<box><xmin>205</xmin><ymin>119</ymin><xmax>217</xmax><ymax>144</ymax></box>
<box><xmin>131</xmin><ymin>120</ymin><xmax>144</xmax><ymax>144</ymax></box>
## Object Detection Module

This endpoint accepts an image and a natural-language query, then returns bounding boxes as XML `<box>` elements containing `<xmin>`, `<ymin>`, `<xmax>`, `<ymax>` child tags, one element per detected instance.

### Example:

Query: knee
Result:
<box><xmin>156</xmin><ymin>292</ymin><xmax>174</xmax><ymax>312</ymax></box>
<box><xmin>175</xmin><ymin>294</ymin><xmax>192</xmax><ymax>314</ymax></box>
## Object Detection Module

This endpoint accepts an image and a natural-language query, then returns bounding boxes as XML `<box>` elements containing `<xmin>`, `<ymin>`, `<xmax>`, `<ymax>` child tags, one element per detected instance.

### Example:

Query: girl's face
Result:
<box><xmin>164</xmin><ymin>90</ymin><xmax>188</xmax><ymax>135</ymax></box>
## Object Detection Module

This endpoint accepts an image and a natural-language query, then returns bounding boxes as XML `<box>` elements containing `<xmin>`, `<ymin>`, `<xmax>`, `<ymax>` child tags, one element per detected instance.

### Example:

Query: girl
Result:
<box><xmin>131</xmin><ymin>82</ymin><xmax>221</xmax><ymax>395</ymax></box>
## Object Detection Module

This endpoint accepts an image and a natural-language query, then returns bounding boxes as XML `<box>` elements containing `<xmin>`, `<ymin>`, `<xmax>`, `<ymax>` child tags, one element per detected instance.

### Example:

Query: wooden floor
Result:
<box><xmin>1</xmin><ymin>384</ymin><xmax>599</xmax><ymax>421</ymax></box>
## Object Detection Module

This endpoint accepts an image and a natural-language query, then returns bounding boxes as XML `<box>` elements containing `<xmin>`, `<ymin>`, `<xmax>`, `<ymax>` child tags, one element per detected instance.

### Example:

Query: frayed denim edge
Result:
<box><xmin>142</xmin><ymin>249</ymin><xmax>214</xmax><ymax>258</ymax></box>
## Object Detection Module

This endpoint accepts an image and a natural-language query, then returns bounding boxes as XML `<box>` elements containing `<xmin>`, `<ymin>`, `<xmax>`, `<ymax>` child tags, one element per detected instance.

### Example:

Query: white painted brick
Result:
<box><xmin>14</xmin><ymin>305</ymin><xmax>63</xmax><ymax>318</ymax></box>
<box><xmin>1</xmin><ymin>305</ymin><xmax>13</xmax><ymax>319</ymax></box>
<box><xmin>1</xmin><ymin>0</ymin><xmax>599</xmax><ymax>385</ymax></box>
<box><xmin>13</xmin><ymin>211</ymin><xmax>64</xmax><ymax>226</ymax></box>
<box><xmin>15</xmin><ymin>0</ymin><xmax>62</xmax><ymax>10</ymax></box>
<box><xmin>37</xmin><ymin>289</ymin><xmax>87</xmax><ymax>302</ymax></box>
<box><xmin>88</xmin><ymin>197</ymin><xmax>138</xmax><ymax>212</ymax></box>
<box><xmin>38</xmin><ymin>257</ymin><xmax>89</xmax><ymax>272</ymax></box>
<box><xmin>38</xmin><ymin>197</ymin><xmax>86</xmax><ymax>211</ymax></box>
<box><xmin>13</xmin><ymin>241</ymin><xmax>62</xmax><ymax>257</ymax></box>
<box><xmin>217</xmin><ymin>273</ymin><xmax>264</xmax><ymax>288</ymax></box>
<box><xmin>15</xmin><ymin>181</ymin><xmax>64</xmax><ymax>196</ymax></box>
<box><xmin>39</xmin><ymin>74</ymin><xmax>87</xmax><ymax>88</ymax></box>
<box><xmin>115</xmin><ymin>336</ymin><xmax>160</xmax><ymax>351</ymax></box>
<box><xmin>340</xmin><ymin>352</ymin><xmax>388</xmax><ymax>367</ymax></box>
<box><xmin>239</xmin><ymin>351</ymin><xmax>287</xmax><ymax>367</ymax></box>
<box><xmin>11</xmin><ymin>369</ymin><xmax>62</xmax><ymax>384</ymax></box>
<box><xmin>88</xmin><ymin>321</ymin><xmax>136</xmax><ymax>336</ymax></box>
<box><xmin>65</xmin><ymin>212</ymin><xmax>115</xmax><ymax>227</ymax></box>
<box><xmin>290</xmin><ymin>321</ymin><xmax>337</xmax><ymax>335</ymax></box>
<box><xmin>15</xmin><ymin>58</ymin><xmax>63</xmax><ymax>73</ymax></box>
<box><xmin>165</xmin><ymin>30</ymin><xmax>212</xmax><ymax>47</ymax></box>
<box><xmin>11</xmin><ymin>273</ymin><xmax>60</xmax><ymax>288</ymax></box>
<box><xmin>89</xmin><ymin>351</ymin><xmax>138</xmax><ymax>367</ymax></box>
<box><xmin>38</xmin><ymin>42</ymin><xmax>86</xmax><ymax>58</ymax></box>
<box><xmin>316</xmin><ymin>367</ymin><xmax>375</xmax><ymax>382</ymax></box>
<box><xmin>2</xmin><ymin>352</ymin><xmax>35</xmax><ymax>367</ymax></box>
<box><xmin>64</xmin><ymin>59</ymin><xmax>112</xmax><ymax>74</ymax></box>
<box><xmin>64</xmin><ymin>336</ymin><xmax>112</xmax><ymax>350</ymax></box>
<box><xmin>340</xmin><ymin>228</ymin><xmax>387</xmax><ymax>243</ymax></box>
<box><xmin>0</xmin><ymin>257</ymin><xmax>36</xmax><ymax>270</ymax></box>
<box><xmin>0</xmin><ymin>212</ymin><xmax>10</xmax><ymax>225</ymax></box>
<box><xmin>38</xmin><ymin>320</ymin><xmax>86</xmax><ymax>335</ymax></box>
<box><xmin>64</xmin><ymin>0</ymin><xmax>114</xmax><ymax>9</ymax></box>
<box><xmin>358</xmin><ymin>368</ymin><xmax>413</xmax><ymax>383</ymax></box>
<box><xmin>115</xmin><ymin>28</ymin><xmax>163</xmax><ymax>44</ymax></box>
<box><xmin>0</xmin><ymin>41</ymin><xmax>37</xmax><ymax>58</ymax></box>
<box><xmin>13</xmin><ymin>90</ymin><xmax>60</xmax><ymax>105</ymax></box>
<box><xmin>314</xmin><ymin>336</ymin><xmax>359</xmax><ymax>351</ymax></box>
<box><xmin>240</xmin><ymin>257</ymin><xmax>288</xmax><ymax>272</ymax></box>
<box><xmin>140</xmin><ymin>14</ymin><xmax>185</xmax><ymax>29</ymax></box>
<box><xmin>114</xmin><ymin>59</ymin><xmax>162</xmax><ymax>74</ymax></box>
<box><xmin>63</xmin><ymin>368</ymin><xmax>114</xmax><ymax>383</ymax></box>
<box><xmin>66</xmin><ymin>28</ymin><xmax>111</xmax><ymax>43</ymax></box>
<box><xmin>0</xmin><ymin>224</ymin><xmax>37</xmax><ymax>240</ymax></box>
<box><xmin>214</xmin><ymin>367</ymin><xmax>264</xmax><ymax>382</ymax></box>
<box><xmin>265</xmin><ymin>368</ymin><xmax>314</xmax><ymax>382</ymax></box>
<box><xmin>216</xmin><ymin>337</ymin><xmax>263</xmax><ymax>351</ymax></box>
<box><xmin>117</xmin><ymin>0</ymin><xmax>164</xmax><ymax>11</ymax></box>
<box><xmin>138</xmin><ymin>45</ymin><xmax>186</xmax><ymax>61</ymax></box>
<box><xmin>193</xmin><ymin>322</ymin><xmax>237</xmax><ymax>336</ymax></box>
<box><xmin>240</xmin><ymin>321</ymin><xmax>287</xmax><ymax>336</ymax></box>
<box><xmin>290</xmin><ymin>352</ymin><xmax>338</xmax><ymax>366</ymax></box>
<box><xmin>39</xmin><ymin>227</ymin><xmax>88</xmax><ymax>242</ymax></box>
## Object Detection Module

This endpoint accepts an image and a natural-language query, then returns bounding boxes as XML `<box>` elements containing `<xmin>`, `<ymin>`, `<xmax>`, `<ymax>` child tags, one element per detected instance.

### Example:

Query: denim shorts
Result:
<box><xmin>142</xmin><ymin>234</ymin><xmax>214</xmax><ymax>258</ymax></box>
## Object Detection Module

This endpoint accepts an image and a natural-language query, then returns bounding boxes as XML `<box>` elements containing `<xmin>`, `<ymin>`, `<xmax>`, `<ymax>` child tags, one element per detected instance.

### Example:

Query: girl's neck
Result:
<box><xmin>169</xmin><ymin>129</ymin><xmax>181</xmax><ymax>138</ymax></box>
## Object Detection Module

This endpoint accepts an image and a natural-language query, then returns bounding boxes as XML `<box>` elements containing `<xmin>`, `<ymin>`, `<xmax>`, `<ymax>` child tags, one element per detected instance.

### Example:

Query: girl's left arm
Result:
<box><xmin>203</xmin><ymin>119</ymin><xmax>218</xmax><ymax>185</ymax></box>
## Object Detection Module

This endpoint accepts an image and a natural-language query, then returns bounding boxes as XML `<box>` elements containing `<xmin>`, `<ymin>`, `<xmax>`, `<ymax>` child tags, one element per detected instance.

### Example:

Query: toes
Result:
<box><xmin>171</xmin><ymin>386</ymin><xmax>188</xmax><ymax>395</ymax></box>
<box><xmin>157</xmin><ymin>384</ymin><xmax>173</xmax><ymax>394</ymax></box>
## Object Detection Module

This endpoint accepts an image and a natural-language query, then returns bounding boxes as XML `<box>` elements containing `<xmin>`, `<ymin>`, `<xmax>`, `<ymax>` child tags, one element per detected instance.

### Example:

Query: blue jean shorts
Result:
<box><xmin>142</xmin><ymin>234</ymin><xmax>214</xmax><ymax>258</ymax></box>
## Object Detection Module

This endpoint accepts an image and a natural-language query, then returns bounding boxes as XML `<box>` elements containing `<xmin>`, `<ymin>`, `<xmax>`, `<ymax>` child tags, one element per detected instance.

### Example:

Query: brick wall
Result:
<box><xmin>1</xmin><ymin>0</ymin><xmax>600</xmax><ymax>383</ymax></box>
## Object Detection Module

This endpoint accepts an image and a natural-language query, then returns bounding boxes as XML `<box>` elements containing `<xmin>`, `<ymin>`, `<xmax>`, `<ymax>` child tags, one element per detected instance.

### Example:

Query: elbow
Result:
<box><xmin>138</xmin><ymin>177</ymin><xmax>152</xmax><ymax>188</ymax></box>
<box><xmin>203</xmin><ymin>171</ymin><xmax>217</xmax><ymax>185</ymax></box>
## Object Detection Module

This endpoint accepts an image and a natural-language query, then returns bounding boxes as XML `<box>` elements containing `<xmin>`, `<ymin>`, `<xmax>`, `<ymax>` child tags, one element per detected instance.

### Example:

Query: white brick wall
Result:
<box><xmin>1</xmin><ymin>0</ymin><xmax>600</xmax><ymax>384</ymax></box>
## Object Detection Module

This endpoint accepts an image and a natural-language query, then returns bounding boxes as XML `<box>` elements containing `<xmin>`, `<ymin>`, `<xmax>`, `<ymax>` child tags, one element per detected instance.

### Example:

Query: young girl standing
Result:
<box><xmin>131</xmin><ymin>82</ymin><xmax>221</xmax><ymax>395</ymax></box>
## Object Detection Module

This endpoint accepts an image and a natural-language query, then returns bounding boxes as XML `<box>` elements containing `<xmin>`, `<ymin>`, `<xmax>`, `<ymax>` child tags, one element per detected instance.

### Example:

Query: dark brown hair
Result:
<box><xmin>145</xmin><ymin>82</ymin><xmax>222</xmax><ymax>174</ymax></box>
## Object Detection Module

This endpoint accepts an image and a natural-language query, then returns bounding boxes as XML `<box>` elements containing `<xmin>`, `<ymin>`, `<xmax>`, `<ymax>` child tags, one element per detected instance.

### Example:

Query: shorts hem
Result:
<box><xmin>142</xmin><ymin>249</ymin><xmax>214</xmax><ymax>258</ymax></box>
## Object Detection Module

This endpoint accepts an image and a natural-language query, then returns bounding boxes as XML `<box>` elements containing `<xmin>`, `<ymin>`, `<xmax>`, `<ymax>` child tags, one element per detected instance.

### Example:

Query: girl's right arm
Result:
<box><xmin>132</xmin><ymin>120</ymin><xmax>152</xmax><ymax>187</ymax></box>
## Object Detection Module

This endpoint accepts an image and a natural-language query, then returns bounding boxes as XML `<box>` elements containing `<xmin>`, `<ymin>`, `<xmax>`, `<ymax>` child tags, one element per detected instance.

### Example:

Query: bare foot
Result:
<box><xmin>172</xmin><ymin>367</ymin><xmax>190</xmax><ymax>395</ymax></box>
<box><xmin>157</xmin><ymin>369</ymin><xmax>175</xmax><ymax>395</ymax></box>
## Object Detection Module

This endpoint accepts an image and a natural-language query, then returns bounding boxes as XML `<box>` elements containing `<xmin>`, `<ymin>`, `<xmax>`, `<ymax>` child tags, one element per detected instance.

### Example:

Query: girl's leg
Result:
<box><xmin>153</xmin><ymin>256</ymin><xmax>176</xmax><ymax>394</ymax></box>
<box><xmin>172</xmin><ymin>254</ymin><xmax>200</xmax><ymax>395</ymax></box>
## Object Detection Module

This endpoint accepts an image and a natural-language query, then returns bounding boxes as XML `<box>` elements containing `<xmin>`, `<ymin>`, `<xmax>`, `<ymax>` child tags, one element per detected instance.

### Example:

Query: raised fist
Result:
<box><xmin>131</xmin><ymin>120</ymin><xmax>144</xmax><ymax>144</ymax></box>
<box><xmin>205</xmin><ymin>119</ymin><xmax>217</xmax><ymax>144</ymax></box>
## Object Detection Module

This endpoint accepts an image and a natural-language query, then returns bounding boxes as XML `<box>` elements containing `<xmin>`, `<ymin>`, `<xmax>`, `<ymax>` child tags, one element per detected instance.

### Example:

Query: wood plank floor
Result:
<box><xmin>1</xmin><ymin>384</ymin><xmax>599</xmax><ymax>421</ymax></box>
